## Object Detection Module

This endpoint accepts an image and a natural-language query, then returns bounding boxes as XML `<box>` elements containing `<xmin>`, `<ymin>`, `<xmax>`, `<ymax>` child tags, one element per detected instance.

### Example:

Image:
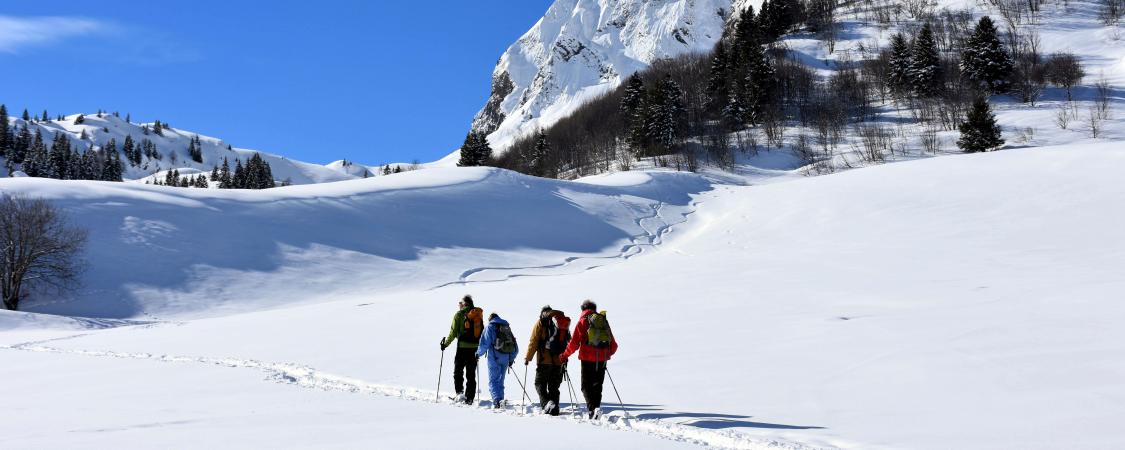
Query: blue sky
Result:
<box><xmin>0</xmin><ymin>1</ymin><xmax>553</xmax><ymax>164</ymax></box>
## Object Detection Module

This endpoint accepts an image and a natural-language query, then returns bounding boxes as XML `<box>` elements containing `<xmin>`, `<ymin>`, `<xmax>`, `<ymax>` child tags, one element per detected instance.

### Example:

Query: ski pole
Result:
<box><xmin>476</xmin><ymin>362</ymin><xmax>481</xmax><ymax>404</ymax></box>
<box><xmin>524</xmin><ymin>363</ymin><xmax>530</xmax><ymax>407</ymax></box>
<box><xmin>508</xmin><ymin>365</ymin><xmax>532</xmax><ymax>408</ymax></box>
<box><xmin>436</xmin><ymin>339</ymin><xmax>445</xmax><ymax>403</ymax></box>
<box><xmin>605</xmin><ymin>367</ymin><xmax>631</xmax><ymax>418</ymax></box>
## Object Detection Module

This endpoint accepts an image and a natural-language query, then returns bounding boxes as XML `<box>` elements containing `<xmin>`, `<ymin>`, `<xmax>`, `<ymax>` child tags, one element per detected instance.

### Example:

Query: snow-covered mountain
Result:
<box><xmin>471</xmin><ymin>0</ymin><xmax>753</xmax><ymax>152</ymax></box>
<box><xmin>1</xmin><ymin>114</ymin><xmax>357</xmax><ymax>185</ymax></box>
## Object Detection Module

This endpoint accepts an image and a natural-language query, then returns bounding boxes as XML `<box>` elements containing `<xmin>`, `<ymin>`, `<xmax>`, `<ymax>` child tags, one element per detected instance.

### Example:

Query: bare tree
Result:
<box><xmin>1043</xmin><ymin>53</ymin><xmax>1085</xmax><ymax>101</ymax></box>
<box><xmin>0</xmin><ymin>195</ymin><xmax>88</xmax><ymax>311</ymax></box>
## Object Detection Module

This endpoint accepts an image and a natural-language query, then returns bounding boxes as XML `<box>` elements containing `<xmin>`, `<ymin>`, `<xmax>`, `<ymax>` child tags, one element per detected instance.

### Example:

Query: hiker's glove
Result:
<box><xmin>440</xmin><ymin>339</ymin><xmax>448</xmax><ymax>351</ymax></box>
<box><xmin>509</xmin><ymin>361</ymin><xmax>514</xmax><ymax>369</ymax></box>
<box><xmin>524</xmin><ymin>359</ymin><xmax>530</xmax><ymax>366</ymax></box>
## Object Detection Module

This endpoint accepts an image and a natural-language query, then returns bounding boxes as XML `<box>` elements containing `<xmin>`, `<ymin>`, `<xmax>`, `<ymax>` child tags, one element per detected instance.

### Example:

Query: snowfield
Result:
<box><xmin>2</xmin><ymin>142</ymin><xmax>1123</xmax><ymax>449</ymax></box>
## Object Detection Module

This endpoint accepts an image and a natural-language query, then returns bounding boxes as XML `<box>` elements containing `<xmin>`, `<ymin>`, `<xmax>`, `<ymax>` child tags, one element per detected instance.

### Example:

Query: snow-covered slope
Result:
<box><xmin>1</xmin><ymin>143</ymin><xmax>1123</xmax><ymax>449</ymax></box>
<box><xmin>0</xmin><ymin>167</ymin><xmax>708</xmax><ymax>319</ymax></box>
<box><xmin>1</xmin><ymin>114</ymin><xmax>357</xmax><ymax>185</ymax></box>
<box><xmin>470</xmin><ymin>0</ymin><xmax>748</xmax><ymax>152</ymax></box>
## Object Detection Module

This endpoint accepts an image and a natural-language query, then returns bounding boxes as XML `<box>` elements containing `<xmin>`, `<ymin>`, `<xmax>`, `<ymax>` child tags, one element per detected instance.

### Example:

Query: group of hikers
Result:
<box><xmin>439</xmin><ymin>295</ymin><xmax>619</xmax><ymax>418</ymax></box>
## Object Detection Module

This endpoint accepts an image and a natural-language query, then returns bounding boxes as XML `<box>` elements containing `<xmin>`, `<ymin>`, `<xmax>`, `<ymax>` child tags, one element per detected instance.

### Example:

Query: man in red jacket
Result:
<box><xmin>561</xmin><ymin>299</ymin><xmax>618</xmax><ymax>419</ymax></box>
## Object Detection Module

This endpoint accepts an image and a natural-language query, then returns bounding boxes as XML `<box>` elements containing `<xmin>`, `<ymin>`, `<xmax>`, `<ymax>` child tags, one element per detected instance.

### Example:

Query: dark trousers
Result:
<box><xmin>580</xmin><ymin>360</ymin><xmax>607</xmax><ymax>412</ymax></box>
<box><xmin>453</xmin><ymin>347</ymin><xmax>477</xmax><ymax>402</ymax></box>
<box><xmin>534</xmin><ymin>364</ymin><xmax>564</xmax><ymax>414</ymax></box>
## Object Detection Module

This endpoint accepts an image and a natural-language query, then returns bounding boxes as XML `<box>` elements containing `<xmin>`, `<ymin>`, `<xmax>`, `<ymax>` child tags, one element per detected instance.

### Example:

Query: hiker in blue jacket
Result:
<box><xmin>476</xmin><ymin>313</ymin><xmax>520</xmax><ymax>408</ymax></box>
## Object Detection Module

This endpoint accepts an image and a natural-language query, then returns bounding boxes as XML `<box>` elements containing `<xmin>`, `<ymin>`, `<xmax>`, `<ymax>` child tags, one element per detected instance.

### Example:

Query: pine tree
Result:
<box><xmin>21</xmin><ymin>109</ymin><xmax>30</xmax><ymax>122</ymax></box>
<box><xmin>12</xmin><ymin>125</ymin><xmax>30</xmax><ymax>164</ymax></box>
<box><xmin>957</xmin><ymin>96</ymin><xmax>1004</xmax><ymax>152</ymax></box>
<box><xmin>74</xmin><ymin>114</ymin><xmax>86</xmax><ymax>125</ymax></box>
<box><xmin>909</xmin><ymin>24</ymin><xmax>942</xmax><ymax>97</ymax></box>
<box><xmin>210</xmin><ymin>165</ymin><xmax>219</xmax><ymax>181</ymax></box>
<box><xmin>646</xmin><ymin>75</ymin><xmax>686</xmax><ymax>153</ymax></box>
<box><xmin>744</xmin><ymin>41</ymin><xmax>775</xmax><ymax>124</ymax></box>
<box><xmin>153</xmin><ymin>120</ymin><xmax>164</xmax><ymax>136</ymax></box>
<box><xmin>457</xmin><ymin>132</ymin><xmax>492</xmax><ymax>167</ymax></box>
<box><xmin>960</xmin><ymin>16</ymin><xmax>1012</xmax><ymax>94</ymax></box>
<box><xmin>382</xmin><ymin>164</ymin><xmax>392</xmax><ymax>175</ymax></box>
<box><xmin>123</xmin><ymin>135</ymin><xmax>138</xmax><ymax>165</ymax></box>
<box><xmin>888</xmin><ymin>33</ymin><xmax>912</xmax><ymax>96</ymax></box>
<box><xmin>0</xmin><ymin>105</ymin><xmax>10</xmax><ymax>160</ymax></box>
<box><xmin>188</xmin><ymin>135</ymin><xmax>203</xmax><ymax>163</ymax></box>
<box><xmin>620</xmin><ymin>73</ymin><xmax>649</xmax><ymax>152</ymax></box>
<box><xmin>706</xmin><ymin>44</ymin><xmax>731</xmax><ymax>117</ymax></box>
<box><xmin>49</xmin><ymin>133</ymin><xmax>71</xmax><ymax>179</ymax></box>
<box><xmin>233</xmin><ymin>159</ymin><xmax>246</xmax><ymax>188</ymax></box>
<box><xmin>101</xmin><ymin>146</ymin><xmax>124</xmax><ymax>181</ymax></box>
<box><xmin>219</xmin><ymin>157</ymin><xmax>232</xmax><ymax>188</ymax></box>
<box><xmin>23</xmin><ymin>130</ymin><xmax>46</xmax><ymax>177</ymax></box>
<box><xmin>529</xmin><ymin>130</ymin><xmax>551</xmax><ymax>177</ymax></box>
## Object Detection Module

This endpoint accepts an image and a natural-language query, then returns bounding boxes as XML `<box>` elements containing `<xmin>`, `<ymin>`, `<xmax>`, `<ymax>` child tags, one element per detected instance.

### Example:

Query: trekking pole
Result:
<box><xmin>508</xmin><ymin>366</ymin><xmax>532</xmax><ymax>408</ymax></box>
<box><xmin>436</xmin><ymin>339</ymin><xmax>445</xmax><ymax>403</ymax></box>
<box><xmin>563</xmin><ymin>365</ymin><xmax>578</xmax><ymax>412</ymax></box>
<box><xmin>524</xmin><ymin>363</ymin><xmax>530</xmax><ymax>407</ymax></box>
<box><xmin>605</xmin><ymin>367</ymin><xmax>631</xmax><ymax>418</ymax></box>
<box><xmin>475</xmin><ymin>363</ymin><xmax>481</xmax><ymax>405</ymax></box>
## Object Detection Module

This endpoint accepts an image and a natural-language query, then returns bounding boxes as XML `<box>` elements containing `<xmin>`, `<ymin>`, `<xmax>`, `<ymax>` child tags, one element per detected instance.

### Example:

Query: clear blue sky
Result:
<box><xmin>0</xmin><ymin>1</ymin><xmax>553</xmax><ymax>164</ymax></box>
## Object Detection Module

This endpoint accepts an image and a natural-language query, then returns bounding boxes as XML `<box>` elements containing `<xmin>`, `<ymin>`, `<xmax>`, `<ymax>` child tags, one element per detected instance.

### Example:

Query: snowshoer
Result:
<box><xmin>524</xmin><ymin>305</ymin><xmax>570</xmax><ymax>416</ymax></box>
<box><xmin>561</xmin><ymin>300</ymin><xmax>618</xmax><ymax>419</ymax></box>
<box><xmin>440</xmin><ymin>295</ymin><xmax>483</xmax><ymax>405</ymax></box>
<box><xmin>476</xmin><ymin>312</ymin><xmax>520</xmax><ymax>408</ymax></box>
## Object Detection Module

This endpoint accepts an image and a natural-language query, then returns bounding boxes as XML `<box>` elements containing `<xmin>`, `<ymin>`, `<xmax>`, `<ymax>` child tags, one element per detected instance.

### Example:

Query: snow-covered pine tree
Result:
<box><xmin>210</xmin><ymin>165</ymin><xmax>219</xmax><ymax>181</ymax></box>
<box><xmin>960</xmin><ymin>16</ymin><xmax>1012</xmax><ymax>94</ymax></box>
<box><xmin>888</xmin><ymin>33</ymin><xmax>911</xmax><ymax>96</ymax></box>
<box><xmin>908</xmin><ymin>24</ymin><xmax>942</xmax><ymax>98</ymax></box>
<box><xmin>646</xmin><ymin>75</ymin><xmax>686</xmax><ymax>153</ymax></box>
<box><xmin>957</xmin><ymin>96</ymin><xmax>1004</xmax><ymax>152</ymax></box>
<box><xmin>620</xmin><ymin>73</ymin><xmax>648</xmax><ymax>152</ymax></box>
<box><xmin>706</xmin><ymin>43</ymin><xmax>730</xmax><ymax>118</ymax></box>
<box><xmin>744</xmin><ymin>41</ymin><xmax>775</xmax><ymax>125</ymax></box>
<box><xmin>74</xmin><ymin>114</ymin><xmax>85</xmax><ymax>125</ymax></box>
<box><xmin>530</xmin><ymin>130</ymin><xmax>550</xmax><ymax>177</ymax></box>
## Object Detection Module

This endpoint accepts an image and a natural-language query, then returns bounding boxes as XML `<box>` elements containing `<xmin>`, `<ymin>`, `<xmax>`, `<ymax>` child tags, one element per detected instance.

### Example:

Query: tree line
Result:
<box><xmin>460</xmin><ymin>0</ymin><xmax>1094</xmax><ymax>179</ymax></box>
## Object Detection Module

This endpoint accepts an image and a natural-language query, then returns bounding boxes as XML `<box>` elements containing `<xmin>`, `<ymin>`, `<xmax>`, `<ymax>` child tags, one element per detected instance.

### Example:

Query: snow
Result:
<box><xmin>0</xmin><ymin>114</ymin><xmax>358</xmax><ymax>185</ymax></box>
<box><xmin>1</xmin><ymin>140</ymin><xmax>1124</xmax><ymax>449</ymax></box>
<box><xmin>3</xmin><ymin>0</ymin><xmax>1125</xmax><ymax>447</ymax></box>
<box><xmin>470</xmin><ymin>0</ymin><xmax>741</xmax><ymax>152</ymax></box>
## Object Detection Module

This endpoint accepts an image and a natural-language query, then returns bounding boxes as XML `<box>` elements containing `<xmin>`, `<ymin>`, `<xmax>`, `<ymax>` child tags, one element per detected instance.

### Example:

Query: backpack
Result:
<box><xmin>459</xmin><ymin>308</ymin><xmax>483</xmax><ymax>343</ymax></box>
<box><xmin>492</xmin><ymin>322</ymin><xmax>518</xmax><ymax>354</ymax></box>
<box><xmin>541</xmin><ymin>311</ymin><xmax>571</xmax><ymax>356</ymax></box>
<box><xmin>585</xmin><ymin>311</ymin><xmax>613</xmax><ymax>349</ymax></box>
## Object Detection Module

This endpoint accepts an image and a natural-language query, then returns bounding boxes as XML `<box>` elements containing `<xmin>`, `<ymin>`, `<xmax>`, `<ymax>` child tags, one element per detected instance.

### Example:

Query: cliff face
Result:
<box><xmin>471</xmin><ymin>0</ymin><xmax>750</xmax><ymax>152</ymax></box>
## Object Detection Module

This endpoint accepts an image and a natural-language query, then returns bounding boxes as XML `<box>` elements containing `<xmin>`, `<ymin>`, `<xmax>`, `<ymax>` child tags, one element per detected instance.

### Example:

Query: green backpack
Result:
<box><xmin>492</xmin><ymin>323</ymin><xmax>518</xmax><ymax>354</ymax></box>
<box><xmin>585</xmin><ymin>311</ymin><xmax>613</xmax><ymax>349</ymax></box>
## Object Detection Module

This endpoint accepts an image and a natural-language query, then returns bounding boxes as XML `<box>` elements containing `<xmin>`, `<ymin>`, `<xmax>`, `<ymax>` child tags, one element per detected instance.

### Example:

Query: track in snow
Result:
<box><xmin>1</xmin><ymin>337</ymin><xmax>823</xmax><ymax>450</ymax></box>
<box><xmin>429</xmin><ymin>199</ymin><xmax>701</xmax><ymax>291</ymax></box>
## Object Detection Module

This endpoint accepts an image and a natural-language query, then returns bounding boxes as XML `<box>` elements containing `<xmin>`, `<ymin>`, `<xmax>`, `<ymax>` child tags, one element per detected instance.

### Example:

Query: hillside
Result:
<box><xmin>0</xmin><ymin>113</ymin><xmax>360</xmax><ymax>185</ymax></box>
<box><xmin>1</xmin><ymin>142</ymin><xmax>1122</xmax><ymax>449</ymax></box>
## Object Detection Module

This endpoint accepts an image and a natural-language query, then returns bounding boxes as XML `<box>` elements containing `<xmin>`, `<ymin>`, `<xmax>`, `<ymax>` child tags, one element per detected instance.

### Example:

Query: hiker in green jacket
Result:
<box><xmin>441</xmin><ymin>295</ymin><xmax>483</xmax><ymax>405</ymax></box>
